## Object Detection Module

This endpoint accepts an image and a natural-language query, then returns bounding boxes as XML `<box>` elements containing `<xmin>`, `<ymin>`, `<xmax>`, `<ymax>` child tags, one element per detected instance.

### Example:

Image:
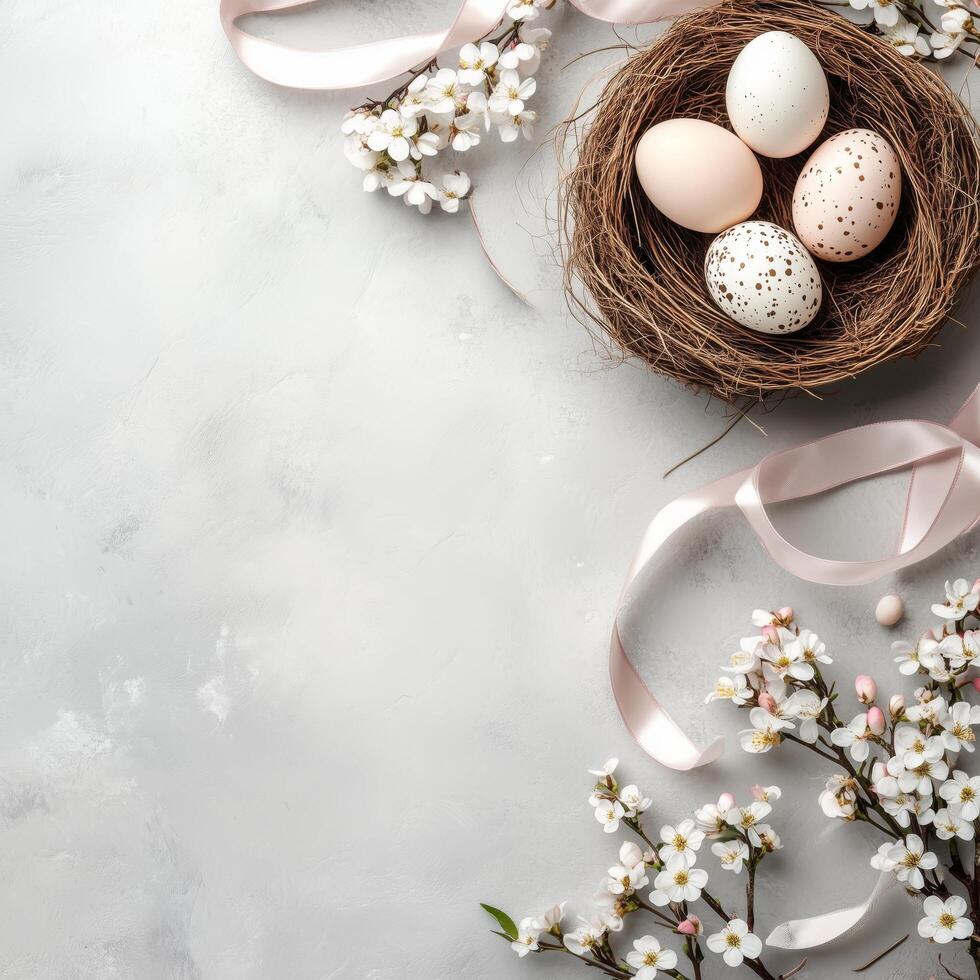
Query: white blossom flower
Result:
<box><xmin>626</xmin><ymin>936</ymin><xmax>678</xmax><ymax>979</ymax></box>
<box><xmin>933</xmin><ymin>806</ymin><xmax>975</xmax><ymax>841</ymax></box>
<box><xmin>830</xmin><ymin>713</ymin><xmax>875</xmax><ymax>763</ymax></box>
<box><xmin>588</xmin><ymin>758</ymin><xmax>619</xmax><ymax>778</ymax></box>
<box><xmin>946</xmin><ymin>631</ymin><xmax>979</xmax><ymax>669</ymax></box>
<box><xmin>751</xmin><ymin>785</ymin><xmax>781</xmax><ymax>803</ymax></box>
<box><xmin>893</xmin><ymin>637</ymin><xmax>931</xmax><ymax>675</ymax></box>
<box><xmin>488</xmin><ymin>69</ymin><xmax>536</xmax><ymax>117</ymax></box>
<box><xmin>695</xmin><ymin>794</ymin><xmax>735</xmax><ymax>838</ymax></box>
<box><xmin>511</xmin><ymin>917</ymin><xmax>541</xmax><ymax>956</ymax></box>
<box><xmin>447</xmin><ymin>111</ymin><xmax>483</xmax><ymax>152</ymax></box>
<box><xmin>499</xmin><ymin>26</ymin><xmax>551</xmax><ymax>73</ymax></box>
<box><xmin>606</xmin><ymin>860</ymin><xmax>649</xmax><ymax>896</ymax></box>
<box><xmin>531</xmin><ymin>902</ymin><xmax>566</xmax><ymax>932</ymax></box>
<box><xmin>722</xmin><ymin>638</ymin><xmax>763</xmax><ymax>674</ymax></box>
<box><xmin>783</xmin><ymin>689</ymin><xmax>827</xmax><ymax>743</ymax></box>
<box><xmin>870</xmin><ymin>842</ymin><xmax>897</xmax><ymax>872</ymax></box>
<box><xmin>754</xmin><ymin>824</ymin><xmax>782</xmax><ymax>853</ymax></box>
<box><xmin>751</xmin><ymin>608</ymin><xmax>794</xmax><ymax>628</ymax></box>
<box><xmin>592</xmin><ymin>888</ymin><xmax>624</xmax><ymax>933</ymax></box>
<box><xmin>894</xmin><ymin>726</ymin><xmax>945</xmax><ymax>769</ymax></box>
<box><xmin>787</xmin><ymin>628</ymin><xmax>832</xmax><ymax>666</ymax></box>
<box><xmin>424</xmin><ymin>69</ymin><xmax>466</xmax><ymax>116</ymax></box>
<box><xmin>880</xmin><ymin>787</ymin><xmax>927</xmax><ymax>828</ymax></box>
<box><xmin>712</xmin><ymin>840</ymin><xmax>749</xmax><ymax>873</ymax></box>
<box><xmin>362</xmin><ymin>160</ymin><xmax>395</xmax><ymax>193</ymax></box>
<box><xmin>726</xmin><ymin>802</ymin><xmax>772</xmax><ymax>846</ymax></box>
<box><xmin>761</xmin><ymin>641</ymin><xmax>815</xmax><ymax>682</ymax></box>
<box><xmin>918</xmin><ymin>895</ymin><xmax>973</xmax><ymax>944</ymax></box>
<box><xmin>819</xmin><ymin>774</ymin><xmax>859</xmax><ymax>820</ymax></box>
<box><xmin>594</xmin><ymin>799</ymin><xmax>625</xmax><ymax>834</ymax></box>
<box><xmin>399</xmin><ymin>75</ymin><xmax>430</xmax><ymax>118</ymax></box>
<box><xmin>659</xmin><ymin>819</ymin><xmax>705</xmax><ymax>865</ymax></box>
<box><xmin>651</xmin><ymin>854</ymin><xmax>709</xmax><ymax>905</ymax></box>
<box><xmin>410</xmin><ymin>130</ymin><xmax>440</xmax><ymax>160</ymax></box>
<box><xmin>506</xmin><ymin>0</ymin><xmax>545</xmax><ymax>21</ymax></box>
<box><xmin>496</xmin><ymin>109</ymin><xmax>537</xmax><ymax>143</ymax></box>
<box><xmin>848</xmin><ymin>0</ymin><xmax>901</xmax><ymax>27</ymax></box>
<box><xmin>906</xmin><ymin>694</ymin><xmax>947</xmax><ymax>726</ymax></box>
<box><xmin>433</xmin><ymin>171</ymin><xmax>471</xmax><ymax>214</ymax></box>
<box><xmin>367</xmin><ymin>108</ymin><xmax>418</xmax><ymax>162</ymax></box>
<box><xmin>620</xmin><ymin>784</ymin><xmax>652</xmax><ymax>815</ymax></box>
<box><xmin>706</xmin><ymin>919</ymin><xmax>763</xmax><ymax>967</ymax></box>
<box><xmin>939</xmin><ymin>3</ymin><xmax>973</xmax><ymax>33</ymax></box>
<box><xmin>939</xmin><ymin>771</ymin><xmax>980</xmax><ymax>821</ymax></box>
<box><xmin>887</xmin><ymin>834</ymin><xmax>938</xmax><ymax>890</ymax></box>
<box><xmin>387</xmin><ymin>160</ymin><xmax>437</xmax><ymax>212</ymax></box>
<box><xmin>881</xmin><ymin>15</ymin><xmax>931</xmax><ymax>55</ymax></box>
<box><xmin>739</xmin><ymin>707</ymin><xmax>793</xmax><ymax>754</ymax></box>
<box><xmin>886</xmin><ymin>748</ymin><xmax>948</xmax><ymax>796</ymax></box>
<box><xmin>934</xmin><ymin>579</ymin><xmax>980</xmax><ymax>621</ymax></box>
<box><xmin>457</xmin><ymin>41</ymin><xmax>499</xmax><ymax>86</ymax></box>
<box><xmin>344</xmin><ymin>135</ymin><xmax>380</xmax><ymax>173</ymax></box>
<box><xmin>705</xmin><ymin>675</ymin><xmax>751</xmax><ymax>705</ymax></box>
<box><xmin>940</xmin><ymin>701</ymin><xmax>980</xmax><ymax>753</ymax></box>
<box><xmin>564</xmin><ymin>917</ymin><xmax>606</xmax><ymax>955</ymax></box>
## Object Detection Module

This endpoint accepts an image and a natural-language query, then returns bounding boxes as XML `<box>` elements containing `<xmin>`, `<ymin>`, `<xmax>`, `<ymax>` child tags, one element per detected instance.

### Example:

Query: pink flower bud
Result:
<box><xmin>973</xmin><ymin>578</ymin><xmax>980</xmax><ymax>595</ymax></box>
<box><xmin>758</xmin><ymin>692</ymin><xmax>778</xmax><ymax>714</ymax></box>
<box><xmin>973</xmin><ymin>678</ymin><xmax>980</xmax><ymax>694</ymax></box>
<box><xmin>717</xmin><ymin>792</ymin><xmax>735</xmax><ymax>812</ymax></box>
<box><xmin>677</xmin><ymin>914</ymin><xmax>702</xmax><ymax>936</ymax></box>
<box><xmin>761</xmin><ymin>625</ymin><xmax>780</xmax><ymax>645</ymax></box>
<box><xmin>855</xmin><ymin>674</ymin><xmax>877</xmax><ymax>704</ymax></box>
<box><xmin>777</xmin><ymin>606</ymin><xmax>794</xmax><ymax>624</ymax></box>
<box><xmin>888</xmin><ymin>694</ymin><xmax>906</xmax><ymax>719</ymax></box>
<box><xmin>867</xmin><ymin>706</ymin><xmax>886</xmax><ymax>736</ymax></box>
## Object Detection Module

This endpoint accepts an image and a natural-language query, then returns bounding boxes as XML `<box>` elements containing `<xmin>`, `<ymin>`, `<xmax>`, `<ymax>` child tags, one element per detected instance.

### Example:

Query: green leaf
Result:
<box><xmin>480</xmin><ymin>903</ymin><xmax>518</xmax><ymax>940</ymax></box>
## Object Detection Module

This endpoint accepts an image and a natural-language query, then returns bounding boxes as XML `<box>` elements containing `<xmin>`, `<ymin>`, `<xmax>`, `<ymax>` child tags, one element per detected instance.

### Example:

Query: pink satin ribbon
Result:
<box><xmin>614</xmin><ymin>386</ymin><xmax>980</xmax><ymax>950</ymax></box>
<box><xmin>611</xmin><ymin>385</ymin><xmax>980</xmax><ymax>771</ymax></box>
<box><xmin>219</xmin><ymin>0</ymin><xmax>714</xmax><ymax>90</ymax></box>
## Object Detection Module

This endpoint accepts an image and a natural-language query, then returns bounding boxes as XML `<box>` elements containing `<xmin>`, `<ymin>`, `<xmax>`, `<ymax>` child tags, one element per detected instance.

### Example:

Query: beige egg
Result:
<box><xmin>634</xmin><ymin>118</ymin><xmax>763</xmax><ymax>234</ymax></box>
<box><xmin>792</xmin><ymin>129</ymin><xmax>902</xmax><ymax>262</ymax></box>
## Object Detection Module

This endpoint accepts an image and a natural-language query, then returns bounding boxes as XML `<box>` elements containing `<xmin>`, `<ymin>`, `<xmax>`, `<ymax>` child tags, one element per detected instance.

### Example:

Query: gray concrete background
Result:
<box><xmin>1</xmin><ymin>2</ymin><xmax>978</xmax><ymax>978</ymax></box>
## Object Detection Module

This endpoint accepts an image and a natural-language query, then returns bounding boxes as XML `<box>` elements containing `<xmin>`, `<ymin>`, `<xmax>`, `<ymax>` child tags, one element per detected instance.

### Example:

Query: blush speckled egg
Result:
<box><xmin>792</xmin><ymin>129</ymin><xmax>902</xmax><ymax>262</ymax></box>
<box><xmin>726</xmin><ymin>31</ymin><xmax>829</xmax><ymax>158</ymax></box>
<box><xmin>704</xmin><ymin>221</ymin><xmax>822</xmax><ymax>334</ymax></box>
<box><xmin>634</xmin><ymin>118</ymin><xmax>763</xmax><ymax>234</ymax></box>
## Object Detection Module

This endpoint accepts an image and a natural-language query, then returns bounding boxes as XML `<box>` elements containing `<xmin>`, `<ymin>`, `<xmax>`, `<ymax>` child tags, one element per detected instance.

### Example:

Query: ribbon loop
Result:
<box><xmin>611</xmin><ymin>387</ymin><xmax>980</xmax><ymax>772</ymax></box>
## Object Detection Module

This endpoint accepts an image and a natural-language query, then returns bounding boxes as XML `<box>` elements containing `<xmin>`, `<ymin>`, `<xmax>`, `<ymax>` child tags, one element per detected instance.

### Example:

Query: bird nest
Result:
<box><xmin>559</xmin><ymin>0</ymin><xmax>980</xmax><ymax>404</ymax></box>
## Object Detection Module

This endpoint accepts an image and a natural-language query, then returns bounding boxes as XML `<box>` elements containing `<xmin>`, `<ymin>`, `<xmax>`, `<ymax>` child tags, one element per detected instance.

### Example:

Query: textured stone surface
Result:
<box><xmin>1</xmin><ymin>2</ymin><xmax>978</xmax><ymax>978</ymax></box>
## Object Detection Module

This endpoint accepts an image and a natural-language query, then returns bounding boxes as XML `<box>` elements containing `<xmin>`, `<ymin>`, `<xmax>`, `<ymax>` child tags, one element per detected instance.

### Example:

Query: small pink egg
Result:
<box><xmin>792</xmin><ymin>129</ymin><xmax>901</xmax><ymax>262</ymax></box>
<box><xmin>875</xmin><ymin>594</ymin><xmax>904</xmax><ymax>627</ymax></box>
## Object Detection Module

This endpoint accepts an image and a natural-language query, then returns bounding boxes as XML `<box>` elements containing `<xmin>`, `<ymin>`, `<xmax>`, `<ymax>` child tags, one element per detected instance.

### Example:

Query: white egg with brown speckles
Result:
<box><xmin>704</xmin><ymin>221</ymin><xmax>823</xmax><ymax>334</ymax></box>
<box><xmin>726</xmin><ymin>31</ymin><xmax>829</xmax><ymax>158</ymax></box>
<box><xmin>792</xmin><ymin>129</ymin><xmax>902</xmax><ymax>262</ymax></box>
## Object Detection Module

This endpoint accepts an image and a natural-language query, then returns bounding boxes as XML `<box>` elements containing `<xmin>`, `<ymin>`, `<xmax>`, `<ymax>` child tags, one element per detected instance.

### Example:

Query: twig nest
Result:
<box><xmin>559</xmin><ymin>0</ymin><xmax>980</xmax><ymax>403</ymax></box>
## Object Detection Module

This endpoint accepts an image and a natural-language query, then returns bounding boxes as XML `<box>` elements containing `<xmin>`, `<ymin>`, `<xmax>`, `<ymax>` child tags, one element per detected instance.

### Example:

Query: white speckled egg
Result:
<box><xmin>726</xmin><ymin>31</ymin><xmax>829</xmax><ymax>158</ymax></box>
<box><xmin>792</xmin><ymin>129</ymin><xmax>902</xmax><ymax>262</ymax></box>
<box><xmin>704</xmin><ymin>221</ymin><xmax>822</xmax><ymax>334</ymax></box>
